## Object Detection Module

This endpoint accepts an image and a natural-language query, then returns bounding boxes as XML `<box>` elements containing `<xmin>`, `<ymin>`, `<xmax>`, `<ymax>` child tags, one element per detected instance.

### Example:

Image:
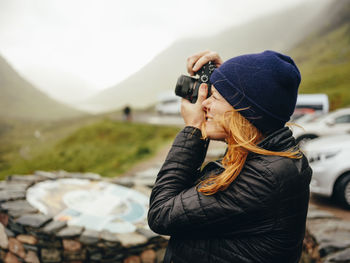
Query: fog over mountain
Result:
<box><xmin>81</xmin><ymin>0</ymin><xmax>330</xmax><ymax>113</ymax></box>
<box><xmin>0</xmin><ymin>55</ymin><xmax>86</xmax><ymax>121</ymax></box>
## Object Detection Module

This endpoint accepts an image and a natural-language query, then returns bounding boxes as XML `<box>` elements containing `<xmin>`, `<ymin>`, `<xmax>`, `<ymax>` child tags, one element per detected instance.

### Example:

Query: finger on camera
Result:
<box><xmin>196</xmin><ymin>84</ymin><xmax>208</xmax><ymax>104</ymax></box>
<box><xmin>187</xmin><ymin>50</ymin><xmax>210</xmax><ymax>75</ymax></box>
<box><xmin>193</xmin><ymin>52</ymin><xmax>222</xmax><ymax>72</ymax></box>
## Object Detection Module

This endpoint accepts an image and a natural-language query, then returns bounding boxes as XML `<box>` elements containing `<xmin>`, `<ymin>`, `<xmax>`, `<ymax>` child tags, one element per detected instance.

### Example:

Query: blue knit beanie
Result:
<box><xmin>210</xmin><ymin>50</ymin><xmax>301</xmax><ymax>134</ymax></box>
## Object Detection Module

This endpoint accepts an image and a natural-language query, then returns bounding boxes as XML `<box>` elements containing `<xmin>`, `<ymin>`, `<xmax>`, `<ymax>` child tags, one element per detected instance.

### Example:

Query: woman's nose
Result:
<box><xmin>202</xmin><ymin>98</ymin><xmax>210</xmax><ymax>111</ymax></box>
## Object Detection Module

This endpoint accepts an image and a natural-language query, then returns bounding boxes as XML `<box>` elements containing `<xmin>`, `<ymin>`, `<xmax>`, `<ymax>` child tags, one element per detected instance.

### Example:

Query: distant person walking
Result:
<box><xmin>123</xmin><ymin>105</ymin><xmax>132</xmax><ymax>122</ymax></box>
<box><xmin>148</xmin><ymin>50</ymin><xmax>312</xmax><ymax>263</ymax></box>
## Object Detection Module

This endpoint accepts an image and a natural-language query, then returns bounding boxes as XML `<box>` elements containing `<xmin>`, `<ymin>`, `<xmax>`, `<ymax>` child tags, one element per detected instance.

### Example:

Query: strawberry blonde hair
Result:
<box><xmin>198</xmin><ymin>109</ymin><xmax>301</xmax><ymax>196</ymax></box>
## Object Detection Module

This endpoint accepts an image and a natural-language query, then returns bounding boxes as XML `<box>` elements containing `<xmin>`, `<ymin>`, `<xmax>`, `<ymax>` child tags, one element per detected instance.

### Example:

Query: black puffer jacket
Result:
<box><xmin>148</xmin><ymin>126</ymin><xmax>312</xmax><ymax>263</ymax></box>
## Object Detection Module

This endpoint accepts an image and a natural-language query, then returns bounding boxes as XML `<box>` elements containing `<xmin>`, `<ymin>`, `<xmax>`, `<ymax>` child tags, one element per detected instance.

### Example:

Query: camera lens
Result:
<box><xmin>175</xmin><ymin>75</ymin><xmax>196</xmax><ymax>98</ymax></box>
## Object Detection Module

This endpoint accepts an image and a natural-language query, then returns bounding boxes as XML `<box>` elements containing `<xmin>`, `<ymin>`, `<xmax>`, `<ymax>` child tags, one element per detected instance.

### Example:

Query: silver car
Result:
<box><xmin>302</xmin><ymin>134</ymin><xmax>350</xmax><ymax>209</ymax></box>
<box><xmin>293</xmin><ymin>107</ymin><xmax>350</xmax><ymax>145</ymax></box>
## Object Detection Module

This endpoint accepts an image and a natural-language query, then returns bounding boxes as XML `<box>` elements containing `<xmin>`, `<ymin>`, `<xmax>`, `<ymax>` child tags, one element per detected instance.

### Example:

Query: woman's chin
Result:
<box><xmin>205</xmin><ymin>128</ymin><xmax>227</xmax><ymax>141</ymax></box>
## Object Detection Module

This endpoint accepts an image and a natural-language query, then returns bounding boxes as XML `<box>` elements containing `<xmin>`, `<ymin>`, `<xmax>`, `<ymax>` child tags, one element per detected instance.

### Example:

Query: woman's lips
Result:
<box><xmin>206</xmin><ymin>116</ymin><xmax>214</xmax><ymax>122</ymax></box>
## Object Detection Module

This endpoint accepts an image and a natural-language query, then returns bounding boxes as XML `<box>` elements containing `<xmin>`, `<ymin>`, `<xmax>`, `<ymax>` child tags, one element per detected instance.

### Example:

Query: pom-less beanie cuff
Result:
<box><xmin>210</xmin><ymin>50</ymin><xmax>301</xmax><ymax>134</ymax></box>
<box><xmin>211</xmin><ymin>69</ymin><xmax>287</xmax><ymax>133</ymax></box>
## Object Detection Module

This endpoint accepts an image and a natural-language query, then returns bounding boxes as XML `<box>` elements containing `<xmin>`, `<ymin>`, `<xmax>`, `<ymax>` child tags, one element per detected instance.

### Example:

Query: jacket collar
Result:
<box><xmin>257</xmin><ymin>127</ymin><xmax>296</xmax><ymax>152</ymax></box>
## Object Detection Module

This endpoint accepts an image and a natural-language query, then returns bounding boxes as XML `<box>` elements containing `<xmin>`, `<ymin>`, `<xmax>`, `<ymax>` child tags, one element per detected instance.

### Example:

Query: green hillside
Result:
<box><xmin>290</xmin><ymin>0</ymin><xmax>350</xmax><ymax>110</ymax></box>
<box><xmin>0</xmin><ymin>54</ymin><xmax>86</xmax><ymax>120</ymax></box>
<box><xmin>0</xmin><ymin>119</ymin><xmax>179</xmax><ymax>179</ymax></box>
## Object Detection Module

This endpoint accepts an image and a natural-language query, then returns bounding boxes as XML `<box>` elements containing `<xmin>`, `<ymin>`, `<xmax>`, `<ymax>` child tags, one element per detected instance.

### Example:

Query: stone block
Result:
<box><xmin>7</xmin><ymin>219</ymin><xmax>25</xmax><ymax>235</ymax></box>
<box><xmin>37</xmin><ymin>238</ymin><xmax>62</xmax><ymax>249</ymax></box>
<box><xmin>16</xmin><ymin>234</ymin><xmax>38</xmax><ymax>245</ymax></box>
<box><xmin>0</xmin><ymin>213</ymin><xmax>9</xmax><ymax>226</ymax></box>
<box><xmin>0</xmin><ymin>250</ymin><xmax>6</xmax><ymax>261</ymax></box>
<box><xmin>100</xmin><ymin>230</ymin><xmax>121</xmax><ymax>245</ymax></box>
<box><xmin>124</xmin><ymin>255</ymin><xmax>141</xmax><ymax>263</ymax></box>
<box><xmin>0</xmin><ymin>191</ymin><xmax>25</xmax><ymax>202</ymax></box>
<box><xmin>1</xmin><ymin>200</ymin><xmax>38</xmax><ymax>218</ymax></box>
<box><xmin>57</xmin><ymin>226</ymin><xmax>84</xmax><ymax>238</ymax></box>
<box><xmin>82</xmin><ymin>172</ymin><xmax>101</xmax><ymax>180</ymax></box>
<box><xmin>7</xmin><ymin>174</ymin><xmax>46</xmax><ymax>184</ymax></box>
<box><xmin>23</xmin><ymin>243</ymin><xmax>38</xmax><ymax>252</ymax></box>
<box><xmin>62</xmin><ymin>239</ymin><xmax>82</xmax><ymax>252</ymax></box>
<box><xmin>4</xmin><ymin>252</ymin><xmax>20</xmax><ymax>263</ymax></box>
<box><xmin>34</xmin><ymin>171</ymin><xmax>57</xmax><ymax>180</ymax></box>
<box><xmin>307</xmin><ymin>210</ymin><xmax>336</xmax><ymax>220</ymax></box>
<box><xmin>156</xmin><ymin>248</ymin><xmax>166</xmax><ymax>263</ymax></box>
<box><xmin>89</xmin><ymin>250</ymin><xmax>103</xmax><ymax>261</ymax></box>
<box><xmin>319</xmin><ymin>239</ymin><xmax>350</xmax><ymax>257</ymax></box>
<box><xmin>140</xmin><ymin>249</ymin><xmax>156</xmax><ymax>263</ymax></box>
<box><xmin>41</xmin><ymin>220</ymin><xmax>66</xmax><ymax>234</ymax></box>
<box><xmin>0</xmin><ymin>223</ymin><xmax>9</xmax><ymax>249</ymax></box>
<box><xmin>102</xmin><ymin>251</ymin><xmax>125</xmax><ymax>262</ymax></box>
<box><xmin>79</xmin><ymin>229</ymin><xmax>99</xmax><ymax>245</ymax></box>
<box><xmin>1</xmin><ymin>182</ymin><xmax>29</xmax><ymax>192</ymax></box>
<box><xmin>16</xmin><ymin>214</ymin><xmax>52</xmax><ymax>228</ymax></box>
<box><xmin>24</xmin><ymin>251</ymin><xmax>40</xmax><ymax>263</ymax></box>
<box><xmin>40</xmin><ymin>248</ymin><xmax>61</xmax><ymax>263</ymax></box>
<box><xmin>8</xmin><ymin>237</ymin><xmax>26</xmax><ymax>259</ymax></box>
<box><xmin>116</xmin><ymin>232</ymin><xmax>148</xmax><ymax>248</ymax></box>
<box><xmin>63</xmin><ymin>250</ymin><xmax>86</xmax><ymax>261</ymax></box>
<box><xmin>324</xmin><ymin>247</ymin><xmax>350</xmax><ymax>263</ymax></box>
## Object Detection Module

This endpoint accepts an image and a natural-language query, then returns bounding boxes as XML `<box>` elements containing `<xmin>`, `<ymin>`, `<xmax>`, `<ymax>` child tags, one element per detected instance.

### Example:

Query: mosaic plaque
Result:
<box><xmin>26</xmin><ymin>179</ymin><xmax>149</xmax><ymax>234</ymax></box>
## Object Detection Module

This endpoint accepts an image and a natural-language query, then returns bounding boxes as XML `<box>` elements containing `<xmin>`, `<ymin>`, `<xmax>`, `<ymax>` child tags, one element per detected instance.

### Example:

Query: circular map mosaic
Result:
<box><xmin>26</xmin><ymin>178</ymin><xmax>149</xmax><ymax>234</ymax></box>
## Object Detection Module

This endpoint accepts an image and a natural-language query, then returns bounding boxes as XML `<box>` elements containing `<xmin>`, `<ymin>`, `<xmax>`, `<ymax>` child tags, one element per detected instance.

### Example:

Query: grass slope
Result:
<box><xmin>0</xmin><ymin>119</ymin><xmax>179</xmax><ymax>180</ymax></box>
<box><xmin>290</xmin><ymin>2</ymin><xmax>350</xmax><ymax>110</ymax></box>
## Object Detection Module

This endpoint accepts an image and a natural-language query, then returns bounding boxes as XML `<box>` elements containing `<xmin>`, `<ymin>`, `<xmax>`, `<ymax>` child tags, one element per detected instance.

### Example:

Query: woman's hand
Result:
<box><xmin>187</xmin><ymin>50</ymin><xmax>223</xmax><ymax>76</ymax></box>
<box><xmin>181</xmin><ymin>84</ymin><xmax>208</xmax><ymax>130</ymax></box>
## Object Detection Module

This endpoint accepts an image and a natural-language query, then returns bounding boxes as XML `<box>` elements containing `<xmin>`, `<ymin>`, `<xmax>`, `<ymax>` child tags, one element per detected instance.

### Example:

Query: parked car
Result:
<box><xmin>155</xmin><ymin>91</ymin><xmax>181</xmax><ymax>115</ymax></box>
<box><xmin>293</xmin><ymin>107</ymin><xmax>350</xmax><ymax>145</ymax></box>
<box><xmin>291</xmin><ymin>108</ymin><xmax>324</xmax><ymax>125</ymax></box>
<box><xmin>295</xmin><ymin>93</ymin><xmax>329</xmax><ymax>114</ymax></box>
<box><xmin>302</xmin><ymin>134</ymin><xmax>350</xmax><ymax>209</ymax></box>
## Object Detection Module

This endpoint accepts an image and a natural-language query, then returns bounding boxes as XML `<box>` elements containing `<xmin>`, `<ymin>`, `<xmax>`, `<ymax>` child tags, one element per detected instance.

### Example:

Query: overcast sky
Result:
<box><xmin>0</xmin><ymin>0</ymin><xmax>311</xmax><ymax>103</ymax></box>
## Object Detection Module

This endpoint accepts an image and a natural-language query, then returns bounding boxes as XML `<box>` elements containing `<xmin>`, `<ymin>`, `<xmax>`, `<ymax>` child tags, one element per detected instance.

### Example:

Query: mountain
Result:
<box><xmin>0</xmin><ymin>54</ymin><xmax>87</xmax><ymax>121</ymax></box>
<box><xmin>23</xmin><ymin>67</ymin><xmax>98</xmax><ymax>104</ymax></box>
<box><xmin>289</xmin><ymin>0</ymin><xmax>350</xmax><ymax>110</ymax></box>
<box><xmin>83</xmin><ymin>0</ymin><xmax>329</xmax><ymax>112</ymax></box>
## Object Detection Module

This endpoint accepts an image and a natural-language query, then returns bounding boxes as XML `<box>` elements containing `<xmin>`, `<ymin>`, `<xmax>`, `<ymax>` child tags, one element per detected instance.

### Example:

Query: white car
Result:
<box><xmin>156</xmin><ymin>91</ymin><xmax>181</xmax><ymax>115</ymax></box>
<box><xmin>293</xmin><ymin>108</ymin><xmax>350</xmax><ymax>144</ymax></box>
<box><xmin>302</xmin><ymin>135</ymin><xmax>350</xmax><ymax>209</ymax></box>
<box><xmin>295</xmin><ymin>93</ymin><xmax>329</xmax><ymax>114</ymax></box>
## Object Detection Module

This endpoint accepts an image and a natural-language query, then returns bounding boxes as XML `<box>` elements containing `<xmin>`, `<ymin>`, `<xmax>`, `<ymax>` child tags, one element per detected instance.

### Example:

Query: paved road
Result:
<box><xmin>310</xmin><ymin>194</ymin><xmax>350</xmax><ymax>220</ymax></box>
<box><xmin>136</xmin><ymin>113</ymin><xmax>184</xmax><ymax>126</ymax></box>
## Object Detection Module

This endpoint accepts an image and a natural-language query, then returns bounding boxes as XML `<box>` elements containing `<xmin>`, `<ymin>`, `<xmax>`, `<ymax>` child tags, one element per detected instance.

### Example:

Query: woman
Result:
<box><xmin>148</xmin><ymin>50</ymin><xmax>312</xmax><ymax>263</ymax></box>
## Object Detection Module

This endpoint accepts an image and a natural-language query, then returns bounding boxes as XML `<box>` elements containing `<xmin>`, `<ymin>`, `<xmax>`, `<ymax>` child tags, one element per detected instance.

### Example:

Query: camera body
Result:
<box><xmin>175</xmin><ymin>62</ymin><xmax>216</xmax><ymax>103</ymax></box>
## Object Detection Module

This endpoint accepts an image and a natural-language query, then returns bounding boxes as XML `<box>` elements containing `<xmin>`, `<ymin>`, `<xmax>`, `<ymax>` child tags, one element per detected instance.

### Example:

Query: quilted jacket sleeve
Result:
<box><xmin>148</xmin><ymin>126</ymin><xmax>278</xmax><ymax>237</ymax></box>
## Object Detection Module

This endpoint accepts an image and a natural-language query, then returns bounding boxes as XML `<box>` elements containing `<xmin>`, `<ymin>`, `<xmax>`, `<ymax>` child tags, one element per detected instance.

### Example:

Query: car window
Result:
<box><xmin>334</xmin><ymin>115</ymin><xmax>350</xmax><ymax>124</ymax></box>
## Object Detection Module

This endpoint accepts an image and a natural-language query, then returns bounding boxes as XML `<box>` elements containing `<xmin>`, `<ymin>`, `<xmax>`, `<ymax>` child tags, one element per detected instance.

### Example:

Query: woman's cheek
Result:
<box><xmin>205</xmin><ymin>122</ymin><xmax>227</xmax><ymax>140</ymax></box>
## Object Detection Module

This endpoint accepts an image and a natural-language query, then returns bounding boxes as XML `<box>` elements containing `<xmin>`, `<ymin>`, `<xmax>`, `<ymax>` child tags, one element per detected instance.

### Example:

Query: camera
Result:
<box><xmin>175</xmin><ymin>61</ymin><xmax>216</xmax><ymax>103</ymax></box>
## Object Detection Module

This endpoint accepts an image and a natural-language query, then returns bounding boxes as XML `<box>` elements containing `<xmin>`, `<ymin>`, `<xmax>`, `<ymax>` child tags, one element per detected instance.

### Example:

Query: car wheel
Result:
<box><xmin>296</xmin><ymin>134</ymin><xmax>318</xmax><ymax>148</ymax></box>
<box><xmin>334</xmin><ymin>173</ymin><xmax>350</xmax><ymax>210</ymax></box>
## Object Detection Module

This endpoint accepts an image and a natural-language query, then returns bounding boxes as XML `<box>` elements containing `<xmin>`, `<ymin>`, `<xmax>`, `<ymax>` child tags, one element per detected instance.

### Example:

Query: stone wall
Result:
<box><xmin>300</xmin><ymin>204</ymin><xmax>350</xmax><ymax>263</ymax></box>
<box><xmin>0</xmin><ymin>172</ymin><xmax>168</xmax><ymax>263</ymax></box>
<box><xmin>2</xmin><ymin>170</ymin><xmax>350</xmax><ymax>263</ymax></box>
